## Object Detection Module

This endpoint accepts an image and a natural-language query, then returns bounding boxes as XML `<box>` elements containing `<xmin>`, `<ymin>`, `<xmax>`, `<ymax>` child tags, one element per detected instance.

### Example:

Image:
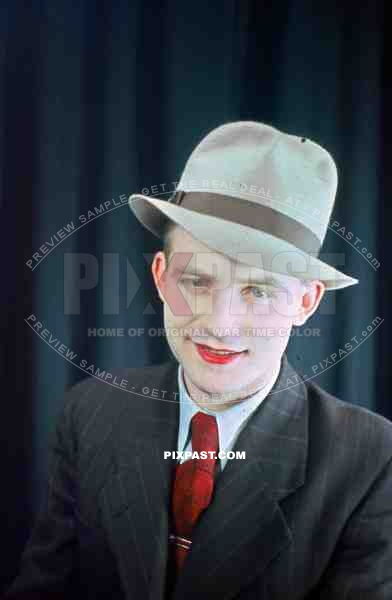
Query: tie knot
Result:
<box><xmin>191</xmin><ymin>411</ymin><xmax>219</xmax><ymax>454</ymax></box>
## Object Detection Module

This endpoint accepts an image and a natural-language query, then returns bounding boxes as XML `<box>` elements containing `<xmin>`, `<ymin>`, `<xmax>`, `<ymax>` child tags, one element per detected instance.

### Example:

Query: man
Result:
<box><xmin>3</xmin><ymin>121</ymin><xmax>392</xmax><ymax>600</ymax></box>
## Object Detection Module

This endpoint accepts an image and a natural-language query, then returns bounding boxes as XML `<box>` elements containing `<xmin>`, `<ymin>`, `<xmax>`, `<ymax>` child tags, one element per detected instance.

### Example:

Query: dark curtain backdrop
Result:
<box><xmin>1</xmin><ymin>0</ymin><xmax>390</xmax><ymax>590</ymax></box>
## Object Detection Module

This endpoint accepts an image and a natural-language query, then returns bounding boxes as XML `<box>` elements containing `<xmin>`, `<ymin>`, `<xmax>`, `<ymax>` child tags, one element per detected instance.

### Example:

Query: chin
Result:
<box><xmin>195</xmin><ymin>374</ymin><xmax>243</xmax><ymax>394</ymax></box>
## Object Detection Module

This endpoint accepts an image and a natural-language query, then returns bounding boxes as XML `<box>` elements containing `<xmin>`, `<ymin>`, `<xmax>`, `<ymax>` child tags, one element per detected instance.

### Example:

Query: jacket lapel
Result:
<box><xmin>100</xmin><ymin>353</ymin><xmax>309</xmax><ymax>600</ymax></box>
<box><xmin>100</xmin><ymin>362</ymin><xmax>180</xmax><ymax>600</ymax></box>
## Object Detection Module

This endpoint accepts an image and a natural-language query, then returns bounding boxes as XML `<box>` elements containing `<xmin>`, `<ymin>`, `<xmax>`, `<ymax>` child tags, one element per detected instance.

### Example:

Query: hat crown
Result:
<box><xmin>177</xmin><ymin>121</ymin><xmax>338</xmax><ymax>246</ymax></box>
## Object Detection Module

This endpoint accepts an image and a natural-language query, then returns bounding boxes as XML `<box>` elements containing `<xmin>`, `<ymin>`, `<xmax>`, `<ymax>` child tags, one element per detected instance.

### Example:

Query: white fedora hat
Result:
<box><xmin>128</xmin><ymin>121</ymin><xmax>359</xmax><ymax>291</ymax></box>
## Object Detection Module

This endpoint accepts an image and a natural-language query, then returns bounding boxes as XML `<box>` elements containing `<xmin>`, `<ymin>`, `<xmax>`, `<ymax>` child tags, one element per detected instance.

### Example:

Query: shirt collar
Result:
<box><xmin>177</xmin><ymin>359</ymin><xmax>282</xmax><ymax>454</ymax></box>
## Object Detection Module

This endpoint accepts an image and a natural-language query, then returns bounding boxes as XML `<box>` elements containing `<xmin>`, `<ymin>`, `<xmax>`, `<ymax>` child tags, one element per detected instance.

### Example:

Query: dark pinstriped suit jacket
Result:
<box><xmin>3</xmin><ymin>352</ymin><xmax>392</xmax><ymax>600</ymax></box>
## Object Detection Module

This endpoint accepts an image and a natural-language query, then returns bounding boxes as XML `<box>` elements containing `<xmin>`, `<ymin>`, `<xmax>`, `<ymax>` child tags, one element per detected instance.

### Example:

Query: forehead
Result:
<box><xmin>167</xmin><ymin>225</ymin><xmax>300</xmax><ymax>288</ymax></box>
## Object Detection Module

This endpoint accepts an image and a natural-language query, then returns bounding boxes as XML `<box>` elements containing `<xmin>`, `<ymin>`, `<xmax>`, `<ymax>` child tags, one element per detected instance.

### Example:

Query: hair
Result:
<box><xmin>162</xmin><ymin>219</ymin><xmax>179</xmax><ymax>263</ymax></box>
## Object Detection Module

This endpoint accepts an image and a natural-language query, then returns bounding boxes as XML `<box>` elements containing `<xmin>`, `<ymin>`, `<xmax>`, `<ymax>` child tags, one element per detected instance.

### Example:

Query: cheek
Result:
<box><xmin>163</xmin><ymin>303</ymin><xmax>193</xmax><ymax>330</ymax></box>
<box><xmin>160</xmin><ymin>278</ymin><xmax>194</xmax><ymax>317</ymax></box>
<box><xmin>265</xmin><ymin>293</ymin><xmax>302</xmax><ymax>321</ymax></box>
<box><xmin>246</xmin><ymin>301</ymin><xmax>291</xmax><ymax>323</ymax></box>
<box><xmin>248</xmin><ymin>306</ymin><xmax>294</xmax><ymax>344</ymax></box>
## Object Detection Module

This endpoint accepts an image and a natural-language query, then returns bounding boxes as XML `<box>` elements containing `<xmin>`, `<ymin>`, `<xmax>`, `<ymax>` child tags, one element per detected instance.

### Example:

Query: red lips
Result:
<box><xmin>195</xmin><ymin>343</ymin><xmax>246</xmax><ymax>365</ymax></box>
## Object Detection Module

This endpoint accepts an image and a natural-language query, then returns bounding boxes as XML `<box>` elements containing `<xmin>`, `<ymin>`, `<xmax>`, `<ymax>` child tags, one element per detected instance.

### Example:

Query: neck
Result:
<box><xmin>182</xmin><ymin>358</ymin><xmax>282</xmax><ymax>412</ymax></box>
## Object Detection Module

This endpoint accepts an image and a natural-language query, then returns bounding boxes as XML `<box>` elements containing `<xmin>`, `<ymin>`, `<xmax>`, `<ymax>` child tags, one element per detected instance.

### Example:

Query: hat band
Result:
<box><xmin>170</xmin><ymin>191</ymin><xmax>321</xmax><ymax>256</ymax></box>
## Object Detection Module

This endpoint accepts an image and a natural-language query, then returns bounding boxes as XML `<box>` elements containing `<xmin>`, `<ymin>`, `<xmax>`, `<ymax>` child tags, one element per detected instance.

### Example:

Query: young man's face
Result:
<box><xmin>152</xmin><ymin>226</ymin><xmax>324</xmax><ymax>410</ymax></box>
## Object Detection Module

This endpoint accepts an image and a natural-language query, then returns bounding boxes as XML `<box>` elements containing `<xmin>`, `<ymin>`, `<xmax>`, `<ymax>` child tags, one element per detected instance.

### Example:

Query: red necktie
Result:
<box><xmin>169</xmin><ymin>411</ymin><xmax>219</xmax><ymax>574</ymax></box>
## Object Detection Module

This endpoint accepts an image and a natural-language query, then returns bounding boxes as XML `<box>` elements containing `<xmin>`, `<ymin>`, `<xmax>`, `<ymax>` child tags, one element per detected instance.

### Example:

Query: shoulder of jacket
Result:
<box><xmin>64</xmin><ymin>360</ymin><xmax>176</xmax><ymax>428</ymax></box>
<box><xmin>305</xmin><ymin>376</ymin><xmax>392</xmax><ymax>463</ymax></box>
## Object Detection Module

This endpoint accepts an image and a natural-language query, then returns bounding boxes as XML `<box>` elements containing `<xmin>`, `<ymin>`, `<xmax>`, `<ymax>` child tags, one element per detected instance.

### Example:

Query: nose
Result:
<box><xmin>201</xmin><ymin>287</ymin><xmax>245</xmax><ymax>333</ymax></box>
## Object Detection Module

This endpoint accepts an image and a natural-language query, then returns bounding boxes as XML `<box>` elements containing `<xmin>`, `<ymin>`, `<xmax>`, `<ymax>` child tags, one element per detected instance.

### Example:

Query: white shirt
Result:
<box><xmin>176</xmin><ymin>360</ymin><xmax>282</xmax><ymax>471</ymax></box>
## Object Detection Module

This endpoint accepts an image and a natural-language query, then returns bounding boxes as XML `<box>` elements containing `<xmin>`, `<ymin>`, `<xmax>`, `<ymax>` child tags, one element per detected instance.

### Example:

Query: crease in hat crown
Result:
<box><xmin>128</xmin><ymin>120</ymin><xmax>359</xmax><ymax>291</ymax></box>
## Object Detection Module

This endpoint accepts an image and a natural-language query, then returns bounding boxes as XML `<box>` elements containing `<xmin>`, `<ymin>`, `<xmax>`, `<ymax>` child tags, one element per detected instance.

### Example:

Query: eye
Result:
<box><xmin>192</xmin><ymin>278</ymin><xmax>209</xmax><ymax>288</ymax></box>
<box><xmin>179</xmin><ymin>277</ymin><xmax>209</xmax><ymax>290</ymax></box>
<box><xmin>245</xmin><ymin>286</ymin><xmax>273</xmax><ymax>301</ymax></box>
<box><xmin>179</xmin><ymin>279</ymin><xmax>275</xmax><ymax>301</ymax></box>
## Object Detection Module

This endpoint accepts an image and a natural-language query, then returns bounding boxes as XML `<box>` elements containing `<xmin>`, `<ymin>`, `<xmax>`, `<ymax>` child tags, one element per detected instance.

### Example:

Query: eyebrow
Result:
<box><xmin>172</xmin><ymin>266</ymin><xmax>281</xmax><ymax>285</ymax></box>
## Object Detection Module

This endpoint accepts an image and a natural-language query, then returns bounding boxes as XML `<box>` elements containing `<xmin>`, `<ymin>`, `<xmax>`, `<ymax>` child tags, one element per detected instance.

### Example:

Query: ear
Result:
<box><xmin>151</xmin><ymin>251</ymin><xmax>167</xmax><ymax>303</ymax></box>
<box><xmin>292</xmin><ymin>280</ymin><xmax>326</xmax><ymax>326</ymax></box>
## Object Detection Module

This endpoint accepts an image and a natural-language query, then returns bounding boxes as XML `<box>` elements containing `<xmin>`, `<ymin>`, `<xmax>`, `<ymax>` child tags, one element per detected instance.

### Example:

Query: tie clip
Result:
<box><xmin>169</xmin><ymin>534</ymin><xmax>192</xmax><ymax>550</ymax></box>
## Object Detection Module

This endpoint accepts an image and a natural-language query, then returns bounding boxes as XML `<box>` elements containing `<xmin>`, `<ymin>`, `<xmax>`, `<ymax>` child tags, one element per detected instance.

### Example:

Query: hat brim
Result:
<box><xmin>128</xmin><ymin>194</ymin><xmax>359</xmax><ymax>291</ymax></box>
